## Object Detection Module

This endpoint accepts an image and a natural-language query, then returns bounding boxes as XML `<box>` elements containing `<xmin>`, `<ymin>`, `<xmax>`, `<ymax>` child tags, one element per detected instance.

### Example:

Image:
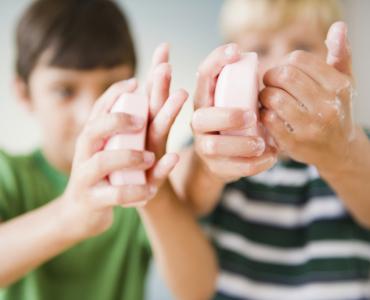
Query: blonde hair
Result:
<box><xmin>220</xmin><ymin>0</ymin><xmax>342</xmax><ymax>41</ymax></box>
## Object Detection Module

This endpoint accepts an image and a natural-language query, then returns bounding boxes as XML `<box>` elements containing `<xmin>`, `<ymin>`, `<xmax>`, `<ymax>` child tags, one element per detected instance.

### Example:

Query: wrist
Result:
<box><xmin>54</xmin><ymin>195</ymin><xmax>93</xmax><ymax>243</ymax></box>
<box><xmin>138</xmin><ymin>180</ymin><xmax>174</xmax><ymax>216</ymax></box>
<box><xmin>191</xmin><ymin>148</ymin><xmax>226</xmax><ymax>188</ymax></box>
<box><xmin>318</xmin><ymin>126</ymin><xmax>367</xmax><ymax>180</ymax></box>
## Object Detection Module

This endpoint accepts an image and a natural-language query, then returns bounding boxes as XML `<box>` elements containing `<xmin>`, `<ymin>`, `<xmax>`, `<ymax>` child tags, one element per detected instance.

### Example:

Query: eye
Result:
<box><xmin>254</xmin><ymin>46</ymin><xmax>269</xmax><ymax>58</ymax></box>
<box><xmin>294</xmin><ymin>42</ymin><xmax>314</xmax><ymax>52</ymax></box>
<box><xmin>54</xmin><ymin>85</ymin><xmax>75</xmax><ymax>100</ymax></box>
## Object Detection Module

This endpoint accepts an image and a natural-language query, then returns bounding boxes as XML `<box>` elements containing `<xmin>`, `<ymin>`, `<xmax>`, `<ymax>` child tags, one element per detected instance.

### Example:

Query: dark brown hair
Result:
<box><xmin>15</xmin><ymin>0</ymin><xmax>137</xmax><ymax>83</ymax></box>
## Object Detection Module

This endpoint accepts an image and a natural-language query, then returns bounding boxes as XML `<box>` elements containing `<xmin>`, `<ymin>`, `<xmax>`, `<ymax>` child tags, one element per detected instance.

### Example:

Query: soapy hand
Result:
<box><xmin>192</xmin><ymin>44</ymin><xmax>277</xmax><ymax>182</ymax></box>
<box><xmin>260</xmin><ymin>22</ymin><xmax>357</xmax><ymax>173</ymax></box>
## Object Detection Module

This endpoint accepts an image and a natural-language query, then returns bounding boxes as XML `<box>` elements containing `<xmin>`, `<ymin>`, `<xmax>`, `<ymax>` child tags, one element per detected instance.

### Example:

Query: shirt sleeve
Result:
<box><xmin>0</xmin><ymin>150</ymin><xmax>20</xmax><ymax>221</ymax></box>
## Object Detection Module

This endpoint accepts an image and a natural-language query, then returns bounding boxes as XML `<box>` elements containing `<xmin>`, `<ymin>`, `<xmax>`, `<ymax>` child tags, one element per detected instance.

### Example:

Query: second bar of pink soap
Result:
<box><xmin>104</xmin><ymin>92</ymin><xmax>149</xmax><ymax>186</ymax></box>
<box><xmin>214</xmin><ymin>52</ymin><xmax>259</xmax><ymax>136</ymax></box>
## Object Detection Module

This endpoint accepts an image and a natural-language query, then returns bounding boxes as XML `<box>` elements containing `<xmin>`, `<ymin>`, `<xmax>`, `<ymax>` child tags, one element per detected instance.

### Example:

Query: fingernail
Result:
<box><xmin>326</xmin><ymin>24</ymin><xmax>344</xmax><ymax>57</ymax></box>
<box><xmin>144</xmin><ymin>151</ymin><xmax>155</xmax><ymax>164</ymax></box>
<box><xmin>243</xmin><ymin>111</ymin><xmax>257</xmax><ymax>127</ymax></box>
<box><xmin>224</xmin><ymin>44</ymin><xmax>238</xmax><ymax>58</ymax></box>
<box><xmin>255</xmin><ymin>138</ymin><xmax>266</xmax><ymax>153</ymax></box>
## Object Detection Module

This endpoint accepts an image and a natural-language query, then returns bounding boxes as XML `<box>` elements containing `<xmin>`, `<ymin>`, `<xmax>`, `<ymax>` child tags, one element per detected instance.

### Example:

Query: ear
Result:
<box><xmin>13</xmin><ymin>76</ymin><xmax>33</xmax><ymax>112</ymax></box>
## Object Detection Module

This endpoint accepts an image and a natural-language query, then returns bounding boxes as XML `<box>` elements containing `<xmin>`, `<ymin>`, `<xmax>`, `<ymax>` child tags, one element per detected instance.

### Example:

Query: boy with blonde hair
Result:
<box><xmin>174</xmin><ymin>0</ymin><xmax>370</xmax><ymax>299</ymax></box>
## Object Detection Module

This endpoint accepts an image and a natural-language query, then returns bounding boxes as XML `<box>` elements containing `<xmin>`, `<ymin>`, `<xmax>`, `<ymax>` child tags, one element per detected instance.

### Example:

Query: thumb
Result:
<box><xmin>325</xmin><ymin>21</ymin><xmax>353</xmax><ymax>77</ymax></box>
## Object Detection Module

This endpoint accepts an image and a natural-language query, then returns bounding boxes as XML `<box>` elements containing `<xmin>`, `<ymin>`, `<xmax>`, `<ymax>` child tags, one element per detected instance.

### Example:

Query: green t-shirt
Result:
<box><xmin>0</xmin><ymin>149</ymin><xmax>151</xmax><ymax>300</ymax></box>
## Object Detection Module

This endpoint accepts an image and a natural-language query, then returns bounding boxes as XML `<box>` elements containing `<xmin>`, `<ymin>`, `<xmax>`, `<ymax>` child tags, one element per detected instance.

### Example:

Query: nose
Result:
<box><xmin>258</xmin><ymin>42</ymin><xmax>292</xmax><ymax>86</ymax></box>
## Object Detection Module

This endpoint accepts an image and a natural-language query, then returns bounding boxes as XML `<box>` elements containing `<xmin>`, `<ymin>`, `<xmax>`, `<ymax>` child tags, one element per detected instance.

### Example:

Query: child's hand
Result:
<box><xmin>192</xmin><ymin>44</ymin><xmax>277</xmax><ymax>182</ymax></box>
<box><xmin>260</xmin><ymin>22</ymin><xmax>356</xmax><ymax>173</ymax></box>
<box><xmin>61</xmin><ymin>79</ymin><xmax>156</xmax><ymax>239</ymax></box>
<box><xmin>60</xmin><ymin>45</ymin><xmax>188</xmax><ymax>239</ymax></box>
<box><xmin>144</xmin><ymin>43</ymin><xmax>188</xmax><ymax>193</ymax></box>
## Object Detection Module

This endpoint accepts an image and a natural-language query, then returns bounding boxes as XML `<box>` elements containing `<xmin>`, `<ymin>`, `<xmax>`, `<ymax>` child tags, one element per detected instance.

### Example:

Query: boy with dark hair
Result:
<box><xmin>0</xmin><ymin>1</ymin><xmax>217</xmax><ymax>300</ymax></box>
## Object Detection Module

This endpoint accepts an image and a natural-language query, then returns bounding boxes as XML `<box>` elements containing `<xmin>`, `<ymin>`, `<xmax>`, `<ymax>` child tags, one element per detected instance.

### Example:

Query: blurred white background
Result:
<box><xmin>0</xmin><ymin>0</ymin><xmax>369</xmax><ymax>154</ymax></box>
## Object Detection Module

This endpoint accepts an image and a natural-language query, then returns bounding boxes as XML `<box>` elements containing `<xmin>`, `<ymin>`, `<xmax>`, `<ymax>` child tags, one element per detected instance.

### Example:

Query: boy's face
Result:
<box><xmin>234</xmin><ymin>19</ymin><xmax>328</xmax><ymax>84</ymax></box>
<box><xmin>20</xmin><ymin>63</ymin><xmax>133</xmax><ymax>172</ymax></box>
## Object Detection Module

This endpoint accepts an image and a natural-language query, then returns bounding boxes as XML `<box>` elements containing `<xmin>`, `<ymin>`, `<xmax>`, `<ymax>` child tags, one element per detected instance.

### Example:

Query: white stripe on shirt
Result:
<box><xmin>221</xmin><ymin>190</ymin><xmax>346</xmax><ymax>228</ymax></box>
<box><xmin>217</xmin><ymin>271</ymin><xmax>370</xmax><ymax>300</ymax></box>
<box><xmin>209</xmin><ymin>229</ymin><xmax>370</xmax><ymax>265</ymax></box>
<box><xmin>248</xmin><ymin>165</ymin><xmax>319</xmax><ymax>187</ymax></box>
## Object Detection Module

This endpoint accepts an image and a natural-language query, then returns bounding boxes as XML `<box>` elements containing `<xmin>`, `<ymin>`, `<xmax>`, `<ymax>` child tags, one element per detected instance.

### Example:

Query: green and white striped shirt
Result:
<box><xmin>203</xmin><ymin>157</ymin><xmax>370</xmax><ymax>300</ymax></box>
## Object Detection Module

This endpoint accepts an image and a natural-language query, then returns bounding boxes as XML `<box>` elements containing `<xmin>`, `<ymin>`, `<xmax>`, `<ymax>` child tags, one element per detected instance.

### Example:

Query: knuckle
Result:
<box><xmin>201</xmin><ymin>136</ymin><xmax>217</xmax><ymax>155</ymax></box>
<box><xmin>264</xmin><ymin>109</ymin><xmax>277</xmax><ymax>125</ymax></box>
<box><xmin>265</xmin><ymin>88</ymin><xmax>283</xmax><ymax>106</ymax></box>
<box><xmin>191</xmin><ymin>109</ymin><xmax>203</xmax><ymax>131</ymax></box>
<box><xmin>288</xmin><ymin>50</ymin><xmax>307</xmax><ymax>65</ymax></box>
<box><xmin>278</xmin><ymin>65</ymin><xmax>297</xmax><ymax>82</ymax></box>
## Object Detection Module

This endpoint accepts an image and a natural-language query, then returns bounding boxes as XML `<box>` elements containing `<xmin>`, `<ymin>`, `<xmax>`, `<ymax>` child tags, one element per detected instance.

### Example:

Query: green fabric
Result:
<box><xmin>0</xmin><ymin>149</ymin><xmax>151</xmax><ymax>300</ymax></box>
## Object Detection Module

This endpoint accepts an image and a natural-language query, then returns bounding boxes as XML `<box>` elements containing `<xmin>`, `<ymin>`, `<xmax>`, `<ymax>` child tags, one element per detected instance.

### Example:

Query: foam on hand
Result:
<box><xmin>104</xmin><ymin>92</ymin><xmax>149</xmax><ymax>186</ymax></box>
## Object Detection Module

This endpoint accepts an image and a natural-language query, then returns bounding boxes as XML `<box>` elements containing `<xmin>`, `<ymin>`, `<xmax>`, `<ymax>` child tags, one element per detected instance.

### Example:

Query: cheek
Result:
<box><xmin>45</xmin><ymin>111</ymin><xmax>75</xmax><ymax>142</ymax></box>
<box><xmin>32</xmin><ymin>99</ymin><xmax>77</xmax><ymax>142</ymax></box>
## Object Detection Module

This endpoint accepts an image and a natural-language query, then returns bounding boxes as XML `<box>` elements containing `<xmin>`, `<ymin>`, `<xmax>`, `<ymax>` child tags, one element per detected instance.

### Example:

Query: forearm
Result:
<box><xmin>319</xmin><ymin>126</ymin><xmax>370</xmax><ymax>228</ymax></box>
<box><xmin>138</xmin><ymin>181</ymin><xmax>217</xmax><ymax>300</ymax></box>
<box><xmin>0</xmin><ymin>198</ymin><xmax>80</xmax><ymax>287</ymax></box>
<box><xmin>171</xmin><ymin>147</ymin><xmax>225</xmax><ymax>216</ymax></box>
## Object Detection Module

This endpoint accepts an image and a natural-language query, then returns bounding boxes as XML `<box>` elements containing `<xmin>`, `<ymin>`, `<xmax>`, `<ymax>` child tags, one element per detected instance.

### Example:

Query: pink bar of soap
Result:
<box><xmin>214</xmin><ymin>52</ymin><xmax>259</xmax><ymax>136</ymax></box>
<box><xmin>104</xmin><ymin>92</ymin><xmax>149</xmax><ymax>186</ymax></box>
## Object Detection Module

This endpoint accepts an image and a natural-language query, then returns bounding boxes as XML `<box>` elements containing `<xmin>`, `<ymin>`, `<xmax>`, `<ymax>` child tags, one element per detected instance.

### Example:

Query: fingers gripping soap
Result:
<box><xmin>105</xmin><ymin>92</ymin><xmax>149</xmax><ymax>186</ymax></box>
<box><xmin>214</xmin><ymin>52</ymin><xmax>259</xmax><ymax>136</ymax></box>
